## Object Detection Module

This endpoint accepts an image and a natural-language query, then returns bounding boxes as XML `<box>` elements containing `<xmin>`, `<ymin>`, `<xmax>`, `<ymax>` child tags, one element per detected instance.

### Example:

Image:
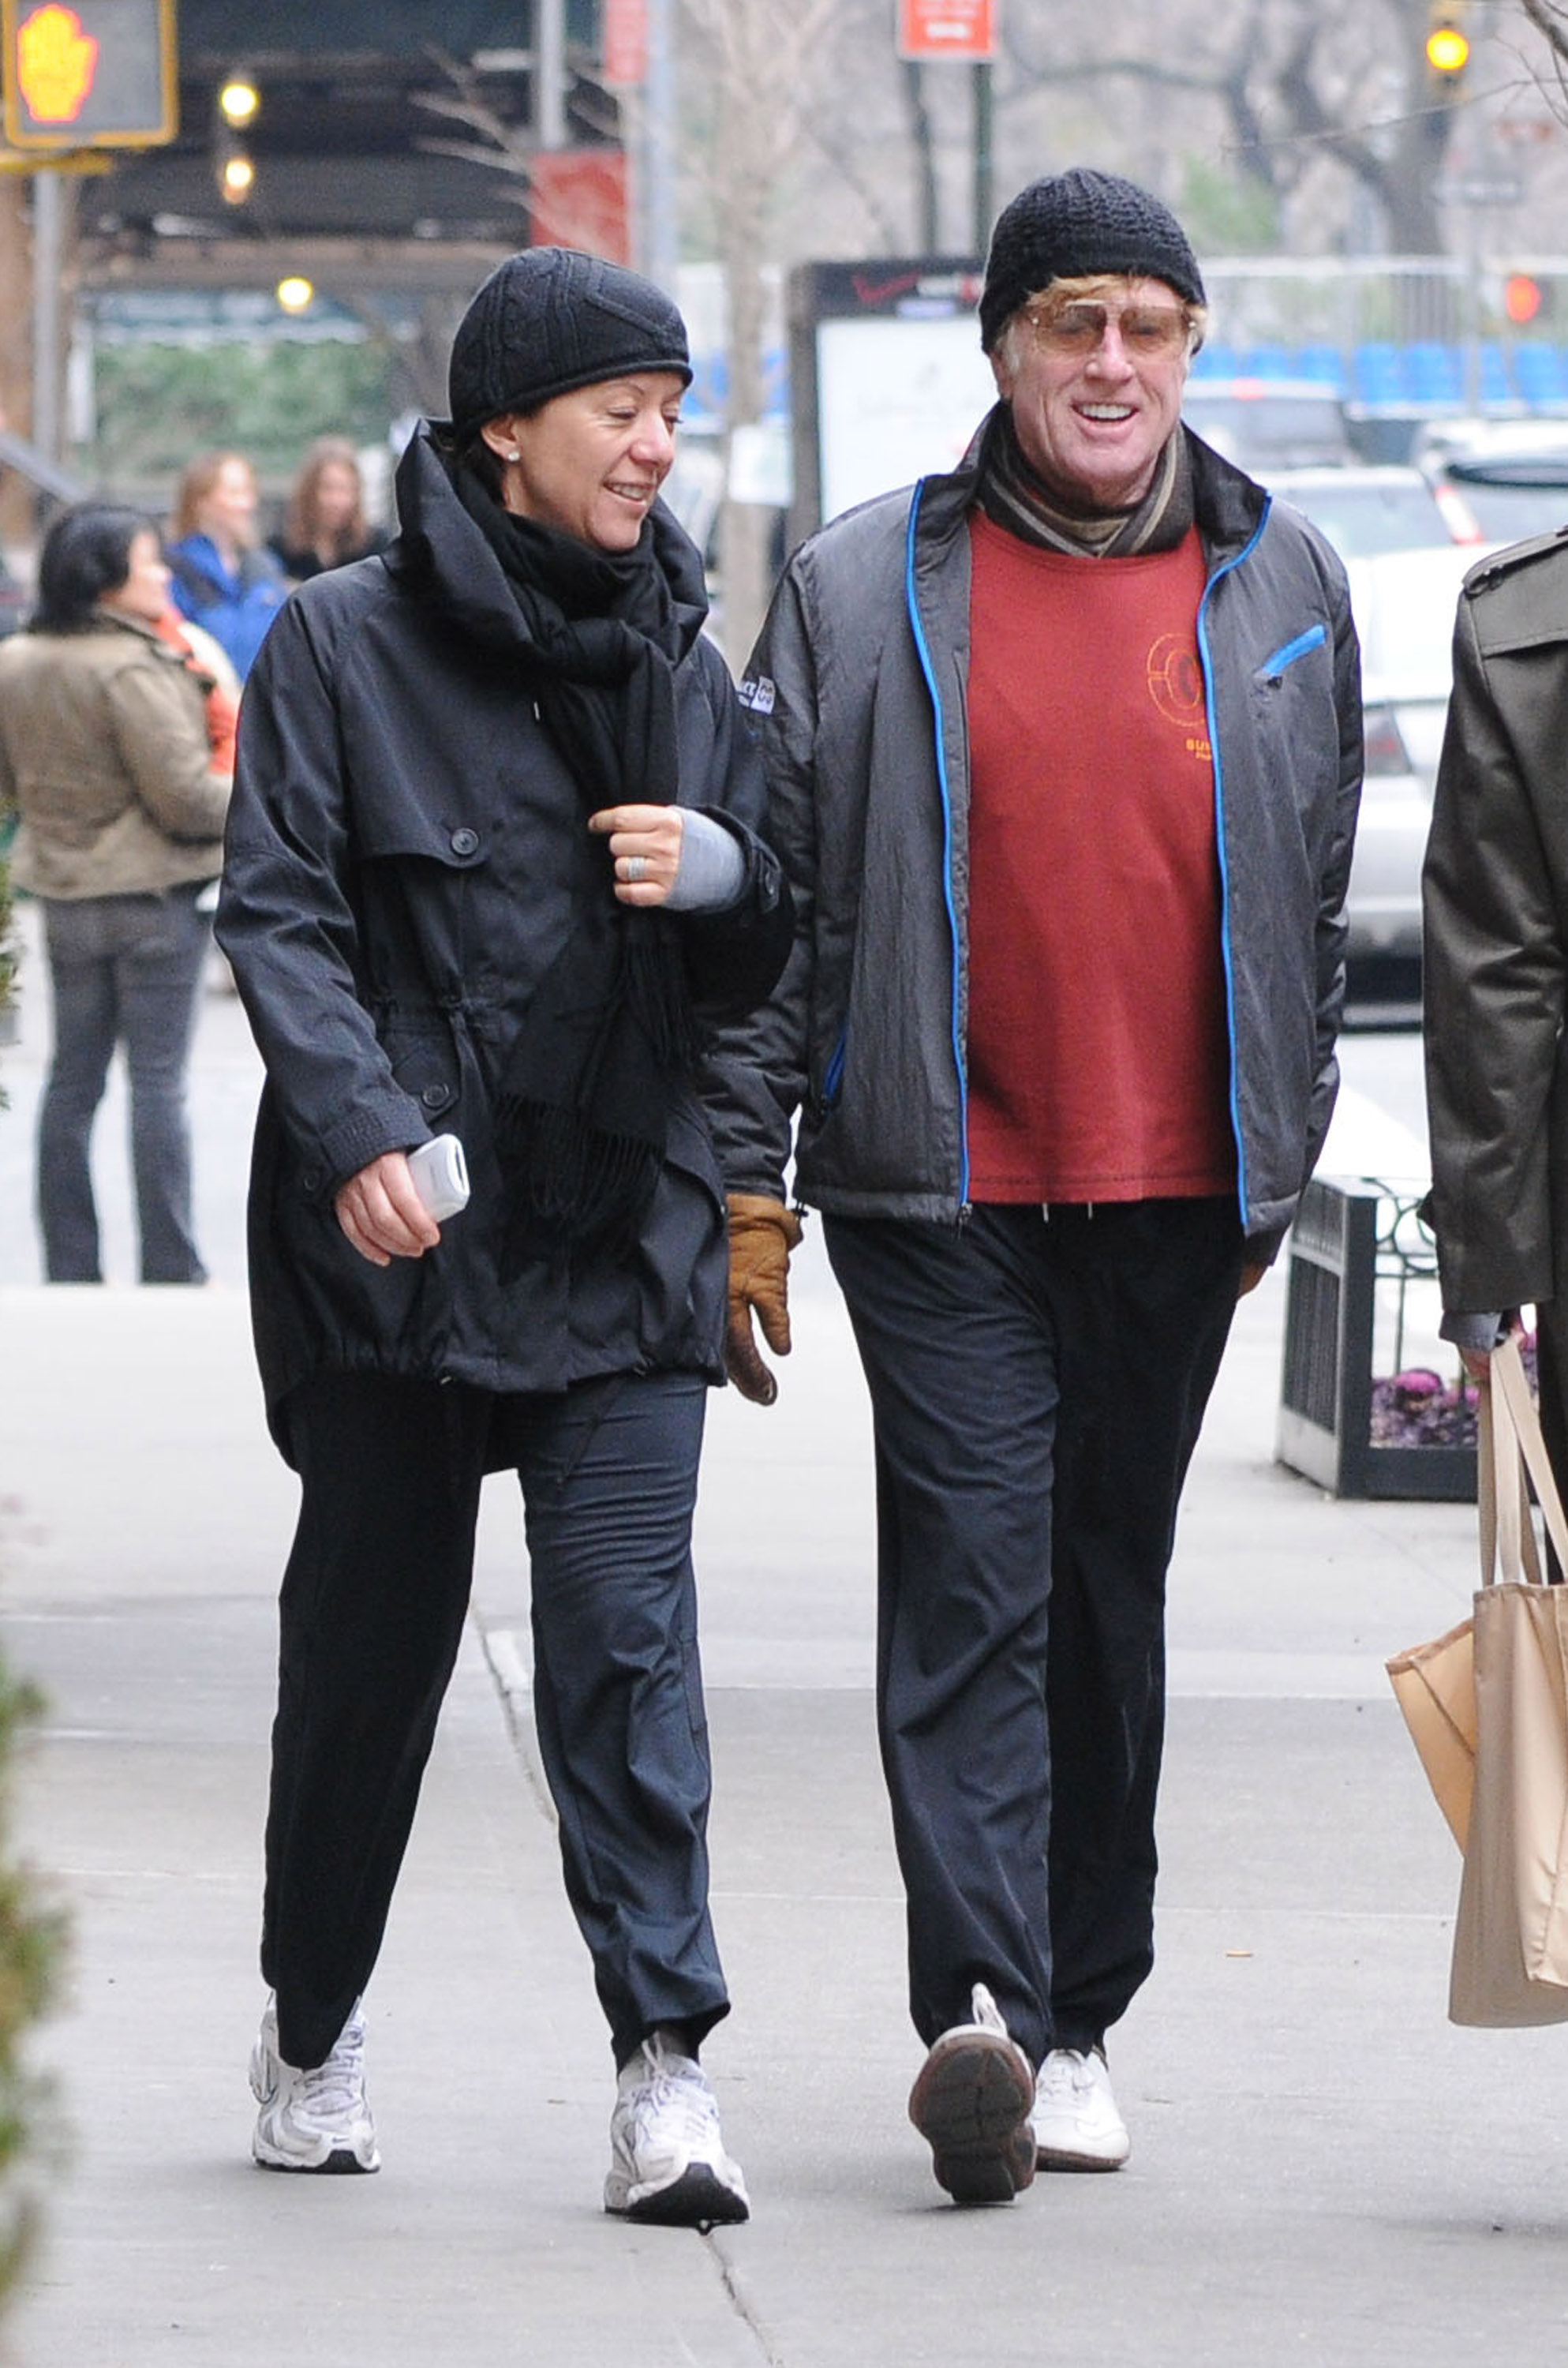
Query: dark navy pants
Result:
<box><xmin>825</xmin><ymin>1199</ymin><xmax>1244</xmax><ymax>2073</ymax></box>
<box><xmin>263</xmin><ymin>1367</ymin><xmax>728</xmax><ymax>2072</ymax></box>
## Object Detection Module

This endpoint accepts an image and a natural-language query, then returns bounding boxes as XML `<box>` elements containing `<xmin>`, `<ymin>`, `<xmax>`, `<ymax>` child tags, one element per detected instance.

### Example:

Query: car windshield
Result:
<box><xmin>1445</xmin><ymin>477</ymin><xmax>1568</xmax><ymax>541</ymax></box>
<box><xmin>1182</xmin><ymin>392</ymin><xmax>1351</xmax><ymax>466</ymax></box>
<box><xmin>1276</xmin><ymin>478</ymin><xmax>1458</xmax><ymax>558</ymax></box>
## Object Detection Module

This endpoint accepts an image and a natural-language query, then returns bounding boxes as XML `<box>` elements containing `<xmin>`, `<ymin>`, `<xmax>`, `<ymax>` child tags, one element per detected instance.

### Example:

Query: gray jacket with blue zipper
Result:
<box><xmin>699</xmin><ymin>414</ymin><xmax>1364</xmax><ymax>1259</ymax></box>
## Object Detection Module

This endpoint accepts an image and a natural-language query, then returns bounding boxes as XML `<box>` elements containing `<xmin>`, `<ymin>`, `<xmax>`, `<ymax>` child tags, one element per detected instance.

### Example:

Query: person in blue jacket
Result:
<box><xmin>165</xmin><ymin>450</ymin><xmax>287</xmax><ymax>681</ymax></box>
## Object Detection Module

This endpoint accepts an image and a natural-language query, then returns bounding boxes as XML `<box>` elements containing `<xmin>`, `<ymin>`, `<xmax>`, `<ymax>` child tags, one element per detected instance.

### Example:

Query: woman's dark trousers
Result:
<box><xmin>824</xmin><ymin>1199</ymin><xmax>1243</xmax><ymax>2075</ymax></box>
<box><xmin>37</xmin><ymin>885</ymin><xmax>211</xmax><ymax>1283</ymax></box>
<box><xmin>264</xmin><ymin>1368</ymin><xmax>728</xmax><ymax>2074</ymax></box>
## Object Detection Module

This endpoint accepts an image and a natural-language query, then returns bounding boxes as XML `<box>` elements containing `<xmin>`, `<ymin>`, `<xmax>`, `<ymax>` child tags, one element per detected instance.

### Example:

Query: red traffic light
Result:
<box><xmin>1504</xmin><ymin>273</ymin><xmax>1544</xmax><ymax>326</ymax></box>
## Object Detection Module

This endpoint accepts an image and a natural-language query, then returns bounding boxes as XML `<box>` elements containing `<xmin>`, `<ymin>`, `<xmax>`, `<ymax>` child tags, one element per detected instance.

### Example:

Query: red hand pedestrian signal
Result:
<box><xmin>2</xmin><ymin>0</ymin><xmax>176</xmax><ymax>148</ymax></box>
<box><xmin>16</xmin><ymin>2</ymin><xmax>96</xmax><ymax>120</ymax></box>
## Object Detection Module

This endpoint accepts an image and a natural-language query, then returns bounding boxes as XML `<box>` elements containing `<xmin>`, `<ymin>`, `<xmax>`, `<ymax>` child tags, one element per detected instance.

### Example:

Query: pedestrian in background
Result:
<box><xmin>166</xmin><ymin>450</ymin><xmax>288</xmax><ymax>681</ymax></box>
<box><xmin>267</xmin><ymin>434</ymin><xmax>387</xmax><ymax>582</ymax></box>
<box><xmin>217</xmin><ymin>247</ymin><xmax>790</xmax><ymax>2224</ymax></box>
<box><xmin>710</xmin><ymin>167</ymin><xmax>1363</xmax><ymax>2204</ymax></box>
<box><xmin>0</xmin><ymin>502</ymin><xmax>230</xmax><ymax>1283</ymax></box>
<box><xmin>1424</xmin><ymin>533</ymin><xmax>1568</xmax><ymax>1435</ymax></box>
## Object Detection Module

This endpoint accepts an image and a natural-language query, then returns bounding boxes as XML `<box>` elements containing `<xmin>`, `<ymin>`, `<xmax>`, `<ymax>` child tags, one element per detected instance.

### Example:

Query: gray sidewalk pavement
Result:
<box><xmin>2</xmin><ymin>903</ymin><xmax>1567</xmax><ymax>2366</ymax></box>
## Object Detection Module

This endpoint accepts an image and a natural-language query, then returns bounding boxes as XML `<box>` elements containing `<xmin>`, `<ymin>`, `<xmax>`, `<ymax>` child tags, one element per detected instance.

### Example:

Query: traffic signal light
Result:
<box><xmin>2</xmin><ymin>0</ymin><xmax>176</xmax><ymax>150</ymax></box>
<box><xmin>1426</xmin><ymin>3</ymin><xmax>1471</xmax><ymax>92</ymax></box>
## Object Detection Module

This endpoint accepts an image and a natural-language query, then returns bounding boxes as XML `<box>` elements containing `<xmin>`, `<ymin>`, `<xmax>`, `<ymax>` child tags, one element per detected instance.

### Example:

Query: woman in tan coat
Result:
<box><xmin>0</xmin><ymin>502</ymin><xmax>231</xmax><ymax>1281</ymax></box>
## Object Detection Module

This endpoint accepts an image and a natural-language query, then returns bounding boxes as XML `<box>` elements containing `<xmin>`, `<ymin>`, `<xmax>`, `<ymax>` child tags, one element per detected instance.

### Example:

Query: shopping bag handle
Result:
<box><xmin>1480</xmin><ymin>1381</ymin><xmax>1542</xmax><ymax>1587</ymax></box>
<box><xmin>1484</xmin><ymin>1336</ymin><xmax>1568</xmax><ymax>1582</ymax></box>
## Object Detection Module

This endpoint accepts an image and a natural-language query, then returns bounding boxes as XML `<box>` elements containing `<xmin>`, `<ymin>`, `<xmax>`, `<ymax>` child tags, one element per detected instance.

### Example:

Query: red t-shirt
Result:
<box><xmin>964</xmin><ymin>512</ymin><xmax>1236</xmax><ymax>1205</ymax></box>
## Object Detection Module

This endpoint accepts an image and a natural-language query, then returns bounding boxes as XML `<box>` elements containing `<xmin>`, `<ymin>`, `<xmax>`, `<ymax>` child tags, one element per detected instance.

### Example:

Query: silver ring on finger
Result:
<box><xmin>625</xmin><ymin>854</ymin><xmax>647</xmax><ymax>883</ymax></box>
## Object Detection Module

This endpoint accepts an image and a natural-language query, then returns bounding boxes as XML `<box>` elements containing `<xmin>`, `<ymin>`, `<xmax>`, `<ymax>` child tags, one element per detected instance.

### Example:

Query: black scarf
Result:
<box><xmin>977</xmin><ymin>406</ymin><xmax>1195</xmax><ymax>556</ymax></box>
<box><xmin>454</xmin><ymin>469</ymin><xmax>707</xmax><ymax>1274</ymax></box>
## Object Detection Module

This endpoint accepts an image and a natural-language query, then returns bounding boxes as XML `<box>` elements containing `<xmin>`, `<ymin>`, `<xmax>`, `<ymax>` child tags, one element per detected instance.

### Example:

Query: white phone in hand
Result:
<box><xmin>406</xmin><ymin>1133</ymin><xmax>470</xmax><ymax>1221</ymax></box>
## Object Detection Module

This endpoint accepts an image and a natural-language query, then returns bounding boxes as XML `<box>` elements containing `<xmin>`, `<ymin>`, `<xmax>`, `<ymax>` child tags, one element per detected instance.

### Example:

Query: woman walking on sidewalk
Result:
<box><xmin>218</xmin><ymin>248</ymin><xmax>790</xmax><ymax>2224</ymax></box>
<box><xmin>0</xmin><ymin>502</ymin><xmax>230</xmax><ymax>1284</ymax></box>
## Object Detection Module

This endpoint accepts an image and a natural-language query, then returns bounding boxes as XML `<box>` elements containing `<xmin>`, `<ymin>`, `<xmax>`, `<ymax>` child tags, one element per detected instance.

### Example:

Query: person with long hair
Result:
<box><xmin>0</xmin><ymin>502</ymin><xmax>230</xmax><ymax>1283</ymax></box>
<box><xmin>166</xmin><ymin>450</ymin><xmax>287</xmax><ymax>680</ymax></box>
<box><xmin>268</xmin><ymin>435</ymin><xmax>386</xmax><ymax>581</ymax></box>
<box><xmin>216</xmin><ymin>249</ymin><xmax>791</xmax><ymax>2221</ymax></box>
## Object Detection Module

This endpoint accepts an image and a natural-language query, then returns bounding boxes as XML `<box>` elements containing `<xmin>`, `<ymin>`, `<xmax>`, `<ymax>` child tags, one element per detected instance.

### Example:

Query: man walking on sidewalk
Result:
<box><xmin>711</xmin><ymin>167</ymin><xmax>1362</xmax><ymax>2202</ymax></box>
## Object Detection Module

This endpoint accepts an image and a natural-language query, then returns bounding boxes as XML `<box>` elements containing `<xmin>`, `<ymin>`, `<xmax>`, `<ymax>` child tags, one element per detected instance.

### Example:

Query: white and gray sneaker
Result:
<box><xmin>604</xmin><ymin>2030</ymin><xmax>750</xmax><ymax>2227</ymax></box>
<box><xmin>1031</xmin><ymin>2045</ymin><xmax>1130</xmax><ymax>2171</ymax></box>
<box><xmin>249</xmin><ymin>1995</ymin><xmax>380</xmax><ymax>2175</ymax></box>
<box><xmin>907</xmin><ymin>1982</ymin><xmax>1036</xmax><ymax>2205</ymax></box>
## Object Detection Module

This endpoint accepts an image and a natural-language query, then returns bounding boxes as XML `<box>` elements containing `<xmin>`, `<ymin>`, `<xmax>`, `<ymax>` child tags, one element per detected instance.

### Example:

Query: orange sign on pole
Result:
<box><xmin>897</xmin><ymin>0</ymin><xmax>994</xmax><ymax>61</ymax></box>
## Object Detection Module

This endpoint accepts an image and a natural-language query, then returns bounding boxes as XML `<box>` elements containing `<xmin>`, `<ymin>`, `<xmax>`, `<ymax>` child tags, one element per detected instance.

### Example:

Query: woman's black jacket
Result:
<box><xmin>216</xmin><ymin>427</ymin><xmax>790</xmax><ymax>1455</ymax></box>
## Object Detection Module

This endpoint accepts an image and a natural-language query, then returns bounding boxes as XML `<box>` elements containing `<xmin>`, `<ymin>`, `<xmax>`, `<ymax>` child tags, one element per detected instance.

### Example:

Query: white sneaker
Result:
<box><xmin>604</xmin><ymin>2030</ymin><xmax>750</xmax><ymax>2227</ymax></box>
<box><xmin>249</xmin><ymin>1996</ymin><xmax>380</xmax><ymax>2174</ymax></box>
<box><xmin>907</xmin><ymin>1982</ymin><xmax>1036</xmax><ymax>2205</ymax></box>
<box><xmin>1031</xmin><ymin>2045</ymin><xmax>1130</xmax><ymax>2171</ymax></box>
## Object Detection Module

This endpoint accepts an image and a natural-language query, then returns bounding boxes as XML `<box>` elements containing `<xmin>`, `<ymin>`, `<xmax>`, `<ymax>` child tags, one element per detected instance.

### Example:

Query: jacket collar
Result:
<box><xmin>914</xmin><ymin>401</ymin><xmax>1267</xmax><ymax>568</ymax></box>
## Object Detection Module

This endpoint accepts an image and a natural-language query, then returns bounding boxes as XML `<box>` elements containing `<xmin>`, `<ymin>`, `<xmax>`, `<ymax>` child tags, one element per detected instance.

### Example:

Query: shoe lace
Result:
<box><xmin>970</xmin><ymin>1984</ymin><xmax>1009</xmax><ymax>2040</ymax></box>
<box><xmin>628</xmin><ymin>2039</ymin><xmax>720</xmax><ymax>2148</ymax></box>
<box><xmin>1039</xmin><ymin>2048</ymin><xmax>1095</xmax><ymax>2103</ymax></box>
<box><xmin>298</xmin><ymin>2018</ymin><xmax>366</xmax><ymax>2121</ymax></box>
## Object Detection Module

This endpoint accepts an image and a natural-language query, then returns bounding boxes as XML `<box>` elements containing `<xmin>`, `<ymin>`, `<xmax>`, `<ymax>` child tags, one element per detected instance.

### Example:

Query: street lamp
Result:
<box><xmin>218</xmin><ymin>70</ymin><xmax>258</xmax><ymax>128</ymax></box>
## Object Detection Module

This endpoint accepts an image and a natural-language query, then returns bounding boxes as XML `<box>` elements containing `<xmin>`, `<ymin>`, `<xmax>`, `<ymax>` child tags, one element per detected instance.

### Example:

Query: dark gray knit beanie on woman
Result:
<box><xmin>979</xmin><ymin>168</ymin><xmax>1206</xmax><ymax>352</ymax></box>
<box><xmin>448</xmin><ymin>246</ymin><xmax>692</xmax><ymax>434</ymax></box>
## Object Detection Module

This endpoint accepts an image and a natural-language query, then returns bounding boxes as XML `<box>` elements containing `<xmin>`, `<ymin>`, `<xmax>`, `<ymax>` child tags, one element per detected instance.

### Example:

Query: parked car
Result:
<box><xmin>1338</xmin><ymin>543</ymin><xmax>1476</xmax><ymax>969</ymax></box>
<box><xmin>1264</xmin><ymin>463</ymin><xmax>1481</xmax><ymax>559</ymax></box>
<box><xmin>1182</xmin><ymin>377</ymin><xmax>1355</xmax><ymax>469</ymax></box>
<box><xmin>1416</xmin><ymin>418</ymin><xmax>1568</xmax><ymax>546</ymax></box>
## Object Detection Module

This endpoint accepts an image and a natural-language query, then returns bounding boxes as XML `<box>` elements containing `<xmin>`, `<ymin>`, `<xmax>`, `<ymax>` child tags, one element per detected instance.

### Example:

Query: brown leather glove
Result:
<box><xmin>725</xmin><ymin>1193</ymin><xmax>803</xmax><ymax>1407</ymax></box>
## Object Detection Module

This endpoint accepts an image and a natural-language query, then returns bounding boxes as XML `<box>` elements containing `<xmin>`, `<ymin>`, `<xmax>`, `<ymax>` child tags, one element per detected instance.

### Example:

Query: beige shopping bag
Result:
<box><xmin>1383</xmin><ymin>1354</ymin><xmax>1536</xmax><ymax>1850</ymax></box>
<box><xmin>1387</xmin><ymin>1617</ymin><xmax>1477</xmax><ymax>1850</ymax></box>
<box><xmin>1448</xmin><ymin>1336</ymin><xmax>1568</xmax><ymax>2027</ymax></box>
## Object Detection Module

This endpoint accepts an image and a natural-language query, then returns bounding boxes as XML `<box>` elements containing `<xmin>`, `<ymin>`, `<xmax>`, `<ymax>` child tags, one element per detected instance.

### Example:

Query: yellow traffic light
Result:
<box><xmin>1426</xmin><ymin>6</ymin><xmax>1470</xmax><ymax>84</ymax></box>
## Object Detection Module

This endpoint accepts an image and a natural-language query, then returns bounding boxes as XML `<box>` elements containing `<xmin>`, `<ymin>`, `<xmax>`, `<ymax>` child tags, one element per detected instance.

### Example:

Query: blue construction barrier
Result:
<box><xmin>1188</xmin><ymin>339</ymin><xmax>1568</xmax><ymax>414</ymax></box>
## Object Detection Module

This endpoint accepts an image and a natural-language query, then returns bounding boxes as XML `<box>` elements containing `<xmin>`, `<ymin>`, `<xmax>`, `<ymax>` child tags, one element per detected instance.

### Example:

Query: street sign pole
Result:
<box><xmin>32</xmin><ymin>163</ymin><xmax>59</xmax><ymax>460</ymax></box>
<box><xmin>973</xmin><ymin>58</ymin><xmax>991</xmax><ymax>252</ymax></box>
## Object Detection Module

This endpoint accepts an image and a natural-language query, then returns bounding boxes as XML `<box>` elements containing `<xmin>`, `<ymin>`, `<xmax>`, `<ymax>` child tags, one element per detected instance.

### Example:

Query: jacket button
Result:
<box><xmin>421</xmin><ymin>1083</ymin><xmax>452</xmax><ymax>1111</ymax></box>
<box><xmin>450</xmin><ymin>827</ymin><xmax>480</xmax><ymax>858</ymax></box>
<box><xmin>301</xmin><ymin>1170</ymin><xmax>321</xmax><ymax>1193</ymax></box>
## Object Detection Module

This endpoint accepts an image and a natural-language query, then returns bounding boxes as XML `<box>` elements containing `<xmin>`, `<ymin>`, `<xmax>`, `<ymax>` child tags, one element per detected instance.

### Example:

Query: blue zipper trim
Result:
<box><xmin>824</xmin><ymin>1029</ymin><xmax>847</xmax><ymax>1106</ymax></box>
<box><xmin>1259</xmin><ymin>622</ymin><xmax>1327</xmax><ymax>680</ymax></box>
<box><xmin>1196</xmin><ymin>491</ymin><xmax>1274</xmax><ymax>1232</ymax></box>
<box><xmin>904</xmin><ymin>481</ymin><xmax>971</xmax><ymax>1209</ymax></box>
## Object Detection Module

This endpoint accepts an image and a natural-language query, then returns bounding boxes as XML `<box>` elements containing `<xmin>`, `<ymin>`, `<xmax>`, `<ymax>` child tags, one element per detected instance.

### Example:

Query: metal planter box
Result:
<box><xmin>1276</xmin><ymin>1173</ymin><xmax>1477</xmax><ymax>1501</ymax></box>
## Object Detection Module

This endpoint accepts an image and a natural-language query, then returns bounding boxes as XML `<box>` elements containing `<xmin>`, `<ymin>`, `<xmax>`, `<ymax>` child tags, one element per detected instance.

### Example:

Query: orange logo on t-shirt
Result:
<box><xmin>1146</xmin><ymin>633</ymin><xmax>1207</xmax><ymax>741</ymax></box>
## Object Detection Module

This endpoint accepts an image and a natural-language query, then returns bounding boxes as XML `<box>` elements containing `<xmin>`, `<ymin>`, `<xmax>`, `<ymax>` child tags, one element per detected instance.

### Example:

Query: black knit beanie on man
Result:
<box><xmin>447</xmin><ymin>246</ymin><xmax>692</xmax><ymax>436</ymax></box>
<box><xmin>979</xmin><ymin>168</ymin><xmax>1206</xmax><ymax>353</ymax></box>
